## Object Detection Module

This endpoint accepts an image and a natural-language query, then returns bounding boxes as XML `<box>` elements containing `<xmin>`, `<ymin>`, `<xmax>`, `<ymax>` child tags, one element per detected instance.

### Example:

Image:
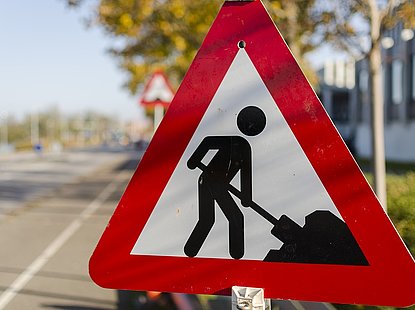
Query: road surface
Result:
<box><xmin>0</xmin><ymin>148</ymin><xmax>134</xmax><ymax>310</ymax></box>
<box><xmin>0</xmin><ymin>148</ymin><xmax>128</xmax><ymax>217</ymax></box>
<box><xmin>0</xmin><ymin>148</ymin><xmax>336</xmax><ymax>310</ymax></box>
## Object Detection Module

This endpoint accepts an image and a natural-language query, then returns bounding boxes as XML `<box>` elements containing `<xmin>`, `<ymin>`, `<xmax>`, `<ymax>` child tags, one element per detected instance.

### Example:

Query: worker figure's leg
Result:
<box><xmin>184</xmin><ymin>175</ymin><xmax>215</xmax><ymax>257</ymax></box>
<box><xmin>215</xmin><ymin>189</ymin><xmax>244</xmax><ymax>259</ymax></box>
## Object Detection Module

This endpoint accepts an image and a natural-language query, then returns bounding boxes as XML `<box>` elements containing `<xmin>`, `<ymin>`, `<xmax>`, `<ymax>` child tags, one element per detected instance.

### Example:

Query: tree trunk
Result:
<box><xmin>368</xmin><ymin>6</ymin><xmax>387</xmax><ymax>210</ymax></box>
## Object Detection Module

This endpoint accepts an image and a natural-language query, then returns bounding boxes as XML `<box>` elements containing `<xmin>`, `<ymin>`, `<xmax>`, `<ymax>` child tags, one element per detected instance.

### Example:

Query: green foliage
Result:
<box><xmin>265</xmin><ymin>0</ymin><xmax>322</xmax><ymax>86</ymax></box>
<box><xmin>387</xmin><ymin>172</ymin><xmax>415</xmax><ymax>255</ymax></box>
<box><xmin>334</xmin><ymin>304</ymin><xmax>414</xmax><ymax>310</ymax></box>
<box><xmin>334</xmin><ymin>170</ymin><xmax>415</xmax><ymax>310</ymax></box>
<box><xmin>315</xmin><ymin>0</ymin><xmax>415</xmax><ymax>57</ymax></box>
<box><xmin>7</xmin><ymin>116</ymin><xmax>30</xmax><ymax>145</ymax></box>
<box><xmin>4</xmin><ymin>107</ymin><xmax>122</xmax><ymax>149</ymax></box>
<box><xmin>69</xmin><ymin>0</ymin><xmax>324</xmax><ymax>93</ymax></box>
<box><xmin>98</xmin><ymin>0</ymin><xmax>222</xmax><ymax>91</ymax></box>
<box><xmin>364</xmin><ymin>168</ymin><xmax>415</xmax><ymax>255</ymax></box>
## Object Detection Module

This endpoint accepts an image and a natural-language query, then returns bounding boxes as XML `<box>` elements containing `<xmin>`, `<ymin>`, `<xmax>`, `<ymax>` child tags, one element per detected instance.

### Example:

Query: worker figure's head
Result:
<box><xmin>237</xmin><ymin>106</ymin><xmax>266</xmax><ymax>136</ymax></box>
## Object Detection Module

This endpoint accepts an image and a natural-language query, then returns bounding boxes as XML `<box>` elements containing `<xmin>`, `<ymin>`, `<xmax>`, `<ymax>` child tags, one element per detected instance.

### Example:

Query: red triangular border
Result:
<box><xmin>139</xmin><ymin>70</ymin><xmax>175</xmax><ymax>107</ymax></box>
<box><xmin>90</xmin><ymin>0</ymin><xmax>415</xmax><ymax>306</ymax></box>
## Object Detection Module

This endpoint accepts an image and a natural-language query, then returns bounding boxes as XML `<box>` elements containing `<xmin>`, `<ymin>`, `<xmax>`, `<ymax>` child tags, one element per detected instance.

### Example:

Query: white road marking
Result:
<box><xmin>0</xmin><ymin>171</ymin><xmax>125</xmax><ymax>310</ymax></box>
<box><xmin>291</xmin><ymin>300</ymin><xmax>306</xmax><ymax>310</ymax></box>
<box><xmin>322</xmin><ymin>302</ymin><xmax>337</xmax><ymax>310</ymax></box>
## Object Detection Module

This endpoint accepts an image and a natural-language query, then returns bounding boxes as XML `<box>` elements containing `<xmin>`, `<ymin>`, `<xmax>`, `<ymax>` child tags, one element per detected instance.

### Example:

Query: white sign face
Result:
<box><xmin>141</xmin><ymin>73</ymin><xmax>174</xmax><ymax>103</ymax></box>
<box><xmin>131</xmin><ymin>49</ymin><xmax>342</xmax><ymax>260</ymax></box>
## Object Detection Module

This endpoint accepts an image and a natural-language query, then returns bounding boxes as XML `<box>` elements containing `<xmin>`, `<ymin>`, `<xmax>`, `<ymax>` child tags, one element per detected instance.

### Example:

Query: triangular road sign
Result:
<box><xmin>90</xmin><ymin>0</ymin><xmax>415</xmax><ymax>307</ymax></box>
<box><xmin>139</xmin><ymin>70</ymin><xmax>175</xmax><ymax>107</ymax></box>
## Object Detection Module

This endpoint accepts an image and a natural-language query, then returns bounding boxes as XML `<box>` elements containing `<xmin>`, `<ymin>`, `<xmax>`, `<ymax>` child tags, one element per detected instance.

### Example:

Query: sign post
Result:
<box><xmin>90</xmin><ymin>0</ymin><xmax>415</xmax><ymax>307</ymax></box>
<box><xmin>232</xmin><ymin>287</ymin><xmax>270</xmax><ymax>310</ymax></box>
<box><xmin>153</xmin><ymin>104</ymin><xmax>164</xmax><ymax>131</ymax></box>
<box><xmin>138</xmin><ymin>70</ymin><xmax>175</xmax><ymax>132</ymax></box>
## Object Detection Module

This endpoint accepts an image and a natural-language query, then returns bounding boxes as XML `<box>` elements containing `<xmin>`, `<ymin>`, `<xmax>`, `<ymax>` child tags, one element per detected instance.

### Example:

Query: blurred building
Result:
<box><xmin>319</xmin><ymin>59</ymin><xmax>356</xmax><ymax>153</ymax></box>
<box><xmin>318</xmin><ymin>24</ymin><xmax>415</xmax><ymax>162</ymax></box>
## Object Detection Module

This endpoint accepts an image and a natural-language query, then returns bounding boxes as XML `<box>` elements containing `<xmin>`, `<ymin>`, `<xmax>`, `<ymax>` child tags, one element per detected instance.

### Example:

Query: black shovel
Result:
<box><xmin>195</xmin><ymin>163</ymin><xmax>368</xmax><ymax>266</ymax></box>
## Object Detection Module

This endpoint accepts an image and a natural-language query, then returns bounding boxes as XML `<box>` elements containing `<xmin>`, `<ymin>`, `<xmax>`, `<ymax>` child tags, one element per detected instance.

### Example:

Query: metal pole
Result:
<box><xmin>232</xmin><ymin>286</ymin><xmax>270</xmax><ymax>310</ymax></box>
<box><xmin>154</xmin><ymin>104</ymin><xmax>164</xmax><ymax>132</ymax></box>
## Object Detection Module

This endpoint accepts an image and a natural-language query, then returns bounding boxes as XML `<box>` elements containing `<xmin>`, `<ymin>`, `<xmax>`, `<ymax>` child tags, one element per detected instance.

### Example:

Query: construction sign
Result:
<box><xmin>90</xmin><ymin>0</ymin><xmax>415</xmax><ymax>307</ymax></box>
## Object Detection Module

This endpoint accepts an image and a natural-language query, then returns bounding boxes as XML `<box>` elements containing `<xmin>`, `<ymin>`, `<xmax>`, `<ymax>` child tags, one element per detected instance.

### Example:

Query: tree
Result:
<box><xmin>67</xmin><ymin>0</ymin><xmax>325</xmax><ymax>93</ymax></box>
<box><xmin>316</xmin><ymin>0</ymin><xmax>415</xmax><ymax>209</ymax></box>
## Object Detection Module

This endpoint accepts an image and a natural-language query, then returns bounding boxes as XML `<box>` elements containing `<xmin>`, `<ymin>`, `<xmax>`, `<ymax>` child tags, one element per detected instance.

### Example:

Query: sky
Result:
<box><xmin>0</xmin><ymin>0</ymin><xmax>143</xmax><ymax>121</ymax></box>
<box><xmin>0</xmin><ymin>1</ymin><xmax>341</xmax><ymax>123</ymax></box>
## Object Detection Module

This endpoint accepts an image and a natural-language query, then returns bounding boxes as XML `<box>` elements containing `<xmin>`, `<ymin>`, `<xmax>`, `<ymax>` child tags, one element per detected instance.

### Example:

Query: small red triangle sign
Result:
<box><xmin>139</xmin><ymin>70</ymin><xmax>175</xmax><ymax>107</ymax></box>
<box><xmin>90</xmin><ymin>0</ymin><xmax>415</xmax><ymax>306</ymax></box>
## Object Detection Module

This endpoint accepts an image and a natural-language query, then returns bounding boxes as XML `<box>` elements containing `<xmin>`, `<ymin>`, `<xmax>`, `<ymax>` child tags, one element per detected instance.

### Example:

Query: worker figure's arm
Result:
<box><xmin>240</xmin><ymin>142</ymin><xmax>252</xmax><ymax>207</ymax></box>
<box><xmin>187</xmin><ymin>136</ymin><xmax>217</xmax><ymax>170</ymax></box>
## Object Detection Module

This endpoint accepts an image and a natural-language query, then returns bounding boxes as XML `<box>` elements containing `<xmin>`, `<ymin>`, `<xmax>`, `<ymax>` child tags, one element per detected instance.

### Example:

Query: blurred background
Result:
<box><xmin>0</xmin><ymin>0</ymin><xmax>414</xmax><ymax>309</ymax></box>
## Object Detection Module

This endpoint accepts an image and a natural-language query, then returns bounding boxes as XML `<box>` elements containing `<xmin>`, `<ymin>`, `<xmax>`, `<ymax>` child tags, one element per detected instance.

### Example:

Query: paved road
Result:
<box><xmin>0</xmin><ymin>148</ymin><xmax>336</xmax><ymax>310</ymax></box>
<box><xmin>0</xmin><ymin>148</ymin><xmax>130</xmax><ymax>217</ymax></box>
<box><xmin>0</xmin><ymin>149</ymin><xmax>135</xmax><ymax>310</ymax></box>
